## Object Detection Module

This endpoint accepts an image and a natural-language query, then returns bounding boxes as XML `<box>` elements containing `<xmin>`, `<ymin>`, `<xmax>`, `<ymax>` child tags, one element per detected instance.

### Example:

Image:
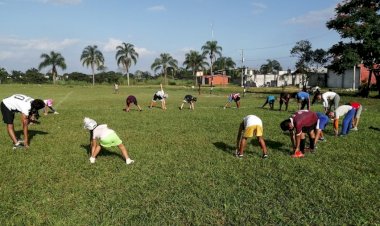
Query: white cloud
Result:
<box><xmin>285</xmin><ymin>6</ymin><xmax>335</xmax><ymax>25</ymax></box>
<box><xmin>147</xmin><ymin>5</ymin><xmax>166</xmax><ymax>12</ymax></box>
<box><xmin>0</xmin><ymin>51</ymin><xmax>15</xmax><ymax>60</ymax></box>
<box><xmin>251</xmin><ymin>2</ymin><xmax>267</xmax><ymax>15</ymax></box>
<box><xmin>103</xmin><ymin>38</ymin><xmax>123</xmax><ymax>52</ymax></box>
<box><xmin>0</xmin><ymin>37</ymin><xmax>80</xmax><ymax>51</ymax></box>
<box><xmin>102</xmin><ymin>38</ymin><xmax>155</xmax><ymax>57</ymax></box>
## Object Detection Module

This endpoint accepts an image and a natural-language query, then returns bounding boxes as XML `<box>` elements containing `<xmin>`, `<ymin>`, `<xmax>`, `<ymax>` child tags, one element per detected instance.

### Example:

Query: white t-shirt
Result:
<box><xmin>243</xmin><ymin>115</ymin><xmax>262</xmax><ymax>128</ymax></box>
<box><xmin>92</xmin><ymin>124</ymin><xmax>114</xmax><ymax>140</ymax></box>
<box><xmin>335</xmin><ymin>105</ymin><xmax>353</xmax><ymax>119</ymax></box>
<box><xmin>322</xmin><ymin>92</ymin><xmax>337</xmax><ymax>108</ymax></box>
<box><xmin>155</xmin><ymin>90</ymin><xmax>165</xmax><ymax>98</ymax></box>
<box><xmin>2</xmin><ymin>94</ymin><xmax>34</xmax><ymax>115</ymax></box>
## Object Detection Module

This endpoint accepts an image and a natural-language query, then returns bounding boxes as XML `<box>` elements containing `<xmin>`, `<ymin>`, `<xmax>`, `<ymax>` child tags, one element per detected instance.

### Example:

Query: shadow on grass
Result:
<box><xmin>15</xmin><ymin>129</ymin><xmax>48</xmax><ymax>144</ymax></box>
<box><xmin>213</xmin><ymin>142</ymin><xmax>235</xmax><ymax>155</ymax></box>
<box><xmin>80</xmin><ymin>144</ymin><xmax>124</xmax><ymax>160</ymax></box>
<box><xmin>369</xmin><ymin>126</ymin><xmax>380</xmax><ymax>132</ymax></box>
<box><xmin>251</xmin><ymin>138</ymin><xmax>290</xmax><ymax>155</ymax></box>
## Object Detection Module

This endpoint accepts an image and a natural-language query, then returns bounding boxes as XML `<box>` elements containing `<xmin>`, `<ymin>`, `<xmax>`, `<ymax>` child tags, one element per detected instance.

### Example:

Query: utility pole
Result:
<box><xmin>241</xmin><ymin>49</ymin><xmax>245</xmax><ymax>87</ymax></box>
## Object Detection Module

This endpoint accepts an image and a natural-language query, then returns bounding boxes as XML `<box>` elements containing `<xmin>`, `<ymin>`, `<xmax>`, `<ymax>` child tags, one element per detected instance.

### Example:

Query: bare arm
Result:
<box><xmin>21</xmin><ymin>113</ymin><xmax>29</xmax><ymax>147</ymax></box>
<box><xmin>236</xmin><ymin>122</ymin><xmax>244</xmax><ymax>149</ymax></box>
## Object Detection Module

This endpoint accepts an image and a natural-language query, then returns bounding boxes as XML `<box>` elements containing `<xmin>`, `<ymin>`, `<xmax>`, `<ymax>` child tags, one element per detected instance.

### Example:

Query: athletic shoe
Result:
<box><xmin>262</xmin><ymin>154</ymin><xmax>268</xmax><ymax>159</ymax></box>
<box><xmin>126</xmin><ymin>158</ymin><xmax>134</xmax><ymax>165</ymax></box>
<box><xmin>13</xmin><ymin>142</ymin><xmax>24</xmax><ymax>150</ymax></box>
<box><xmin>351</xmin><ymin>127</ymin><xmax>358</xmax><ymax>131</ymax></box>
<box><xmin>89</xmin><ymin>157</ymin><xmax>96</xmax><ymax>163</ymax></box>
<box><xmin>54</xmin><ymin>111</ymin><xmax>59</xmax><ymax>114</ymax></box>
<box><xmin>319</xmin><ymin>137</ymin><xmax>326</xmax><ymax>142</ymax></box>
<box><xmin>291</xmin><ymin>151</ymin><xmax>304</xmax><ymax>158</ymax></box>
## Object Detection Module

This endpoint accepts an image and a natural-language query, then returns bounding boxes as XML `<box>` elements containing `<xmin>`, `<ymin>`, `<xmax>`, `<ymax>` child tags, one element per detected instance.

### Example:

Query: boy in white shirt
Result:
<box><xmin>316</xmin><ymin>91</ymin><xmax>340</xmax><ymax>113</ymax></box>
<box><xmin>328</xmin><ymin>105</ymin><xmax>356</xmax><ymax>136</ymax></box>
<box><xmin>83</xmin><ymin>117</ymin><xmax>134</xmax><ymax>164</ymax></box>
<box><xmin>1</xmin><ymin>94</ymin><xmax>45</xmax><ymax>149</ymax></box>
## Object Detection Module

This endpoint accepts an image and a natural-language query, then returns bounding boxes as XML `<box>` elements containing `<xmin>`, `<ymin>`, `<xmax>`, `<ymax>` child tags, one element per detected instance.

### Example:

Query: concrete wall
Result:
<box><xmin>327</xmin><ymin>67</ymin><xmax>360</xmax><ymax>89</ymax></box>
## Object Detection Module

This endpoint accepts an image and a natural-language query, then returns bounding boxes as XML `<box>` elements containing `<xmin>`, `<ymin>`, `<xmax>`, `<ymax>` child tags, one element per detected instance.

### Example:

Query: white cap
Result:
<box><xmin>83</xmin><ymin>117</ymin><xmax>97</xmax><ymax>130</ymax></box>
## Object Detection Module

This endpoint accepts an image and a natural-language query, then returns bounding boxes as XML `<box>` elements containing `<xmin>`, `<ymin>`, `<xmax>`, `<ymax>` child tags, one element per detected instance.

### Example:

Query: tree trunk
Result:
<box><xmin>127</xmin><ymin>69</ymin><xmax>130</xmax><ymax>86</ymax></box>
<box><xmin>374</xmin><ymin>69</ymin><xmax>380</xmax><ymax>97</ymax></box>
<box><xmin>365</xmin><ymin>69</ymin><xmax>373</xmax><ymax>98</ymax></box>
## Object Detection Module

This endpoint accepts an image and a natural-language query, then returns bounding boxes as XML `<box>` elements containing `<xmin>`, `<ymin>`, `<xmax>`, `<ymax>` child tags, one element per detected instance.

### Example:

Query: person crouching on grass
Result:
<box><xmin>125</xmin><ymin>95</ymin><xmax>142</xmax><ymax>112</ymax></box>
<box><xmin>224</xmin><ymin>93</ymin><xmax>241</xmax><ymax>109</ymax></box>
<box><xmin>235</xmin><ymin>115</ymin><xmax>268</xmax><ymax>158</ymax></box>
<box><xmin>43</xmin><ymin>99</ymin><xmax>59</xmax><ymax>115</ymax></box>
<box><xmin>328</xmin><ymin>104</ymin><xmax>356</xmax><ymax>136</ymax></box>
<box><xmin>83</xmin><ymin>117</ymin><xmax>134</xmax><ymax>165</ymax></box>
<box><xmin>1</xmin><ymin>94</ymin><xmax>45</xmax><ymax>149</ymax></box>
<box><xmin>280</xmin><ymin>110</ymin><xmax>318</xmax><ymax>158</ymax></box>
<box><xmin>262</xmin><ymin>95</ymin><xmax>276</xmax><ymax>110</ymax></box>
<box><xmin>180</xmin><ymin>95</ymin><xmax>197</xmax><ymax>110</ymax></box>
<box><xmin>149</xmin><ymin>84</ymin><xmax>168</xmax><ymax>110</ymax></box>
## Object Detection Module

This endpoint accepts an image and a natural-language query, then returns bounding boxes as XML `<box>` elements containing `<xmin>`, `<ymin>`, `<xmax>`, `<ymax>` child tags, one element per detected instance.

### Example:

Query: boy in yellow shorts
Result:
<box><xmin>83</xmin><ymin>117</ymin><xmax>134</xmax><ymax>165</ymax></box>
<box><xmin>235</xmin><ymin>115</ymin><xmax>268</xmax><ymax>158</ymax></box>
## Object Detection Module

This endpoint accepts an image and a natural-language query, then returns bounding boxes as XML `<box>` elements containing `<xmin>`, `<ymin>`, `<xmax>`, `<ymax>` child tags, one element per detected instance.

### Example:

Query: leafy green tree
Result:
<box><xmin>151</xmin><ymin>53</ymin><xmax>178</xmax><ymax>85</ymax></box>
<box><xmin>183</xmin><ymin>50</ymin><xmax>209</xmax><ymax>85</ymax></box>
<box><xmin>0</xmin><ymin>67</ymin><xmax>9</xmax><ymax>84</ymax></box>
<box><xmin>201</xmin><ymin>40</ymin><xmax>222</xmax><ymax>77</ymax></box>
<box><xmin>38</xmin><ymin>51</ymin><xmax>67</xmax><ymax>84</ymax></box>
<box><xmin>259</xmin><ymin>59</ymin><xmax>283</xmax><ymax>74</ymax></box>
<box><xmin>116</xmin><ymin>42</ymin><xmax>139</xmax><ymax>86</ymax></box>
<box><xmin>24</xmin><ymin>68</ymin><xmax>47</xmax><ymax>84</ymax></box>
<box><xmin>326</xmin><ymin>0</ymin><xmax>380</xmax><ymax>97</ymax></box>
<box><xmin>214</xmin><ymin>56</ymin><xmax>236</xmax><ymax>73</ymax></box>
<box><xmin>80</xmin><ymin>45</ymin><xmax>104</xmax><ymax>86</ymax></box>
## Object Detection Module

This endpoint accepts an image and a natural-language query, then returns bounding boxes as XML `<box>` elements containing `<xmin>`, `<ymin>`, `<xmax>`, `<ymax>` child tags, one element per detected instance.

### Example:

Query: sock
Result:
<box><xmin>309</xmin><ymin>137</ymin><xmax>315</xmax><ymax>149</ymax></box>
<box><xmin>300</xmin><ymin>139</ymin><xmax>306</xmax><ymax>152</ymax></box>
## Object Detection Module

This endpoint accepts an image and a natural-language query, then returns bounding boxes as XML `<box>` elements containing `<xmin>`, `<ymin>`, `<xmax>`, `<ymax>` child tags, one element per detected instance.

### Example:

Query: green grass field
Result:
<box><xmin>0</xmin><ymin>84</ymin><xmax>379</xmax><ymax>225</ymax></box>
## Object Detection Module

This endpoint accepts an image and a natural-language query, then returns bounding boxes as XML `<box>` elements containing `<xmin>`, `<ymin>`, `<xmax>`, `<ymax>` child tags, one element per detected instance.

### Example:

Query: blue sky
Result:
<box><xmin>0</xmin><ymin>0</ymin><xmax>342</xmax><ymax>75</ymax></box>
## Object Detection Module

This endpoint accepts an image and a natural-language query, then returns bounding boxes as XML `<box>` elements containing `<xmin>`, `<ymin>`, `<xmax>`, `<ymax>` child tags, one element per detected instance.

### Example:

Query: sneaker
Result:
<box><xmin>319</xmin><ymin>137</ymin><xmax>326</xmax><ymax>142</ymax></box>
<box><xmin>54</xmin><ymin>111</ymin><xmax>59</xmax><ymax>114</ymax></box>
<box><xmin>351</xmin><ymin>127</ymin><xmax>358</xmax><ymax>131</ymax></box>
<box><xmin>89</xmin><ymin>157</ymin><xmax>96</xmax><ymax>163</ymax></box>
<box><xmin>13</xmin><ymin>142</ymin><xmax>24</xmax><ymax>150</ymax></box>
<box><xmin>126</xmin><ymin>158</ymin><xmax>134</xmax><ymax>165</ymax></box>
<box><xmin>262</xmin><ymin>154</ymin><xmax>268</xmax><ymax>159</ymax></box>
<box><xmin>291</xmin><ymin>151</ymin><xmax>304</xmax><ymax>158</ymax></box>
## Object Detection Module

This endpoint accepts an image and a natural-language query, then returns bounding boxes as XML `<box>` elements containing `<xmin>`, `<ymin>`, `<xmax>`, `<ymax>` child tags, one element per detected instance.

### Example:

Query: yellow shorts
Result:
<box><xmin>243</xmin><ymin>125</ymin><xmax>263</xmax><ymax>138</ymax></box>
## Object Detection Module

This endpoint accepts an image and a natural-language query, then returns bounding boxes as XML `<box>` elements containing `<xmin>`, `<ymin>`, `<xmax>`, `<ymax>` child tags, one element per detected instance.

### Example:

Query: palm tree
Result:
<box><xmin>201</xmin><ymin>40</ymin><xmax>222</xmax><ymax>78</ymax></box>
<box><xmin>151</xmin><ymin>53</ymin><xmax>178</xmax><ymax>85</ymax></box>
<box><xmin>38</xmin><ymin>51</ymin><xmax>66</xmax><ymax>84</ymax></box>
<box><xmin>183</xmin><ymin>50</ymin><xmax>209</xmax><ymax>86</ymax></box>
<box><xmin>214</xmin><ymin>56</ymin><xmax>236</xmax><ymax>74</ymax></box>
<box><xmin>115</xmin><ymin>42</ymin><xmax>138</xmax><ymax>86</ymax></box>
<box><xmin>80</xmin><ymin>45</ymin><xmax>104</xmax><ymax>86</ymax></box>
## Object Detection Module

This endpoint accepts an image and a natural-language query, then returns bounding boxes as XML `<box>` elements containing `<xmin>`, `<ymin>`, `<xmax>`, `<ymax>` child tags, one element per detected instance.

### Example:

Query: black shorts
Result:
<box><xmin>1</xmin><ymin>102</ymin><xmax>15</xmax><ymax>124</ymax></box>
<box><xmin>234</xmin><ymin>96</ymin><xmax>241</xmax><ymax>102</ymax></box>
<box><xmin>302</xmin><ymin>124</ymin><xmax>316</xmax><ymax>133</ymax></box>
<box><xmin>184</xmin><ymin>95</ymin><xmax>193</xmax><ymax>103</ymax></box>
<box><xmin>153</xmin><ymin>94</ymin><xmax>163</xmax><ymax>101</ymax></box>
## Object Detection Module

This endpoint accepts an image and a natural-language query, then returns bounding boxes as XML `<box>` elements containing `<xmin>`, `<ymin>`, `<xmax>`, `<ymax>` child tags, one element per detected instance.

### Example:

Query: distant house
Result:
<box><xmin>244</xmin><ymin>68</ymin><xmax>304</xmax><ymax>87</ymax></box>
<box><xmin>198</xmin><ymin>74</ymin><xmax>230</xmax><ymax>85</ymax></box>
<box><xmin>327</xmin><ymin>64</ymin><xmax>377</xmax><ymax>89</ymax></box>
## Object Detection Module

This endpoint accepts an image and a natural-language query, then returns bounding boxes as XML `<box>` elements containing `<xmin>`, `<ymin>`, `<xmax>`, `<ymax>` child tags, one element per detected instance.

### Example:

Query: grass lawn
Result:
<box><xmin>0</xmin><ymin>84</ymin><xmax>379</xmax><ymax>225</ymax></box>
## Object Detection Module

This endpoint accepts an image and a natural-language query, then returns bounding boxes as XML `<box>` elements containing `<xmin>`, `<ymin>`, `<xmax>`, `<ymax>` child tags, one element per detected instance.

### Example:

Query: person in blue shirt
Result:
<box><xmin>296</xmin><ymin>91</ymin><xmax>310</xmax><ymax>110</ymax></box>
<box><xmin>262</xmin><ymin>95</ymin><xmax>276</xmax><ymax>110</ymax></box>
<box><xmin>314</xmin><ymin>112</ymin><xmax>329</xmax><ymax>148</ymax></box>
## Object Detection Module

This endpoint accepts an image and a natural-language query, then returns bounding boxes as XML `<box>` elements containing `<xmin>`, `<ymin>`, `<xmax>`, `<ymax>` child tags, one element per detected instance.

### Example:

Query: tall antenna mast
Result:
<box><xmin>211</xmin><ymin>23</ymin><xmax>214</xmax><ymax>40</ymax></box>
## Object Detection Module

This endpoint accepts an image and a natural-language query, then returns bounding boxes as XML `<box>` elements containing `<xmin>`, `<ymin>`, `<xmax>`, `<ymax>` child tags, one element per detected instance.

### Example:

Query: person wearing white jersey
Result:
<box><xmin>235</xmin><ymin>115</ymin><xmax>268</xmax><ymax>158</ymax></box>
<box><xmin>1</xmin><ymin>94</ymin><xmax>45</xmax><ymax>149</ymax></box>
<box><xmin>149</xmin><ymin>84</ymin><xmax>168</xmax><ymax>110</ymax></box>
<box><xmin>328</xmin><ymin>105</ymin><xmax>356</xmax><ymax>136</ymax></box>
<box><xmin>316</xmin><ymin>91</ymin><xmax>340</xmax><ymax>113</ymax></box>
<box><xmin>83</xmin><ymin>117</ymin><xmax>134</xmax><ymax>164</ymax></box>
